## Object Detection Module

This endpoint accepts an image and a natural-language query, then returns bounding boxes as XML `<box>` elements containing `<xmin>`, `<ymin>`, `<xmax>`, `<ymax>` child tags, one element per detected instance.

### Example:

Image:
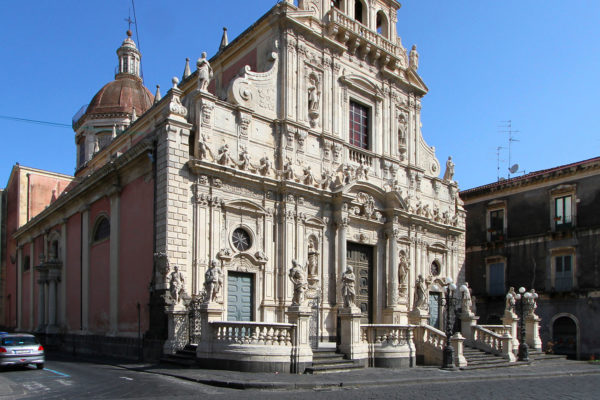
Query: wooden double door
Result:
<box><xmin>346</xmin><ymin>242</ymin><xmax>374</xmax><ymax>323</ymax></box>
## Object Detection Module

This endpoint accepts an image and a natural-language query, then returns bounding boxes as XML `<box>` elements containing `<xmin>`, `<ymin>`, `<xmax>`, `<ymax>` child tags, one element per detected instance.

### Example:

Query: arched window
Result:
<box><xmin>93</xmin><ymin>216</ymin><xmax>110</xmax><ymax>243</ymax></box>
<box><xmin>354</xmin><ymin>0</ymin><xmax>364</xmax><ymax>24</ymax></box>
<box><xmin>376</xmin><ymin>11</ymin><xmax>388</xmax><ymax>38</ymax></box>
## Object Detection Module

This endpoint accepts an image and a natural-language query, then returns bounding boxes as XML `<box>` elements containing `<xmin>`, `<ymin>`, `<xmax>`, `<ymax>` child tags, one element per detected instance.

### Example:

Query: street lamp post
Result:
<box><xmin>434</xmin><ymin>277</ymin><xmax>458</xmax><ymax>370</ymax></box>
<box><xmin>507</xmin><ymin>286</ymin><xmax>533</xmax><ymax>361</ymax></box>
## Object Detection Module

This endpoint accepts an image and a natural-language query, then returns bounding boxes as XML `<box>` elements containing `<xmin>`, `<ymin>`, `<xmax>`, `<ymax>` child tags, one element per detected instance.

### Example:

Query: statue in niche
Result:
<box><xmin>341</xmin><ymin>266</ymin><xmax>357</xmax><ymax>308</ymax></box>
<box><xmin>505</xmin><ymin>287</ymin><xmax>517</xmax><ymax>314</ymax></box>
<box><xmin>169</xmin><ymin>265</ymin><xmax>186</xmax><ymax>304</ymax></box>
<box><xmin>197</xmin><ymin>52</ymin><xmax>213</xmax><ymax>92</ymax></box>
<box><xmin>217</xmin><ymin>144</ymin><xmax>230</xmax><ymax>165</ymax></box>
<box><xmin>258</xmin><ymin>156</ymin><xmax>272</xmax><ymax>176</ymax></box>
<box><xmin>413</xmin><ymin>274</ymin><xmax>430</xmax><ymax>311</ymax></box>
<box><xmin>409</xmin><ymin>45</ymin><xmax>419</xmax><ymax>70</ymax></box>
<box><xmin>308</xmin><ymin>82</ymin><xmax>320</xmax><ymax>112</ymax></box>
<box><xmin>204</xmin><ymin>260</ymin><xmax>223</xmax><ymax>303</ymax></box>
<box><xmin>289</xmin><ymin>259</ymin><xmax>308</xmax><ymax>306</ymax></box>
<box><xmin>398</xmin><ymin>254</ymin><xmax>409</xmax><ymax>287</ymax></box>
<box><xmin>307</xmin><ymin>239</ymin><xmax>319</xmax><ymax>276</ymax></box>
<box><xmin>443</xmin><ymin>156</ymin><xmax>455</xmax><ymax>181</ymax></box>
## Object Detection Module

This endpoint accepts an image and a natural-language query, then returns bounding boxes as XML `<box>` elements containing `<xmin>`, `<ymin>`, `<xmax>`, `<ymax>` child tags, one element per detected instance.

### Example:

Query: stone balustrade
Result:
<box><xmin>413</xmin><ymin>325</ymin><xmax>467</xmax><ymax>367</ymax></box>
<box><xmin>472</xmin><ymin>325</ymin><xmax>515</xmax><ymax>362</ymax></box>
<box><xmin>211</xmin><ymin>321</ymin><xmax>294</xmax><ymax>346</ymax></box>
<box><xmin>360</xmin><ymin>324</ymin><xmax>415</xmax><ymax>368</ymax></box>
<box><xmin>348</xmin><ymin>147</ymin><xmax>374</xmax><ymax>167</ymax></box>
<box><xmin>479</xmin><ymin>324</ymin><xmax>511</xmax><ymax>336</ymax></box>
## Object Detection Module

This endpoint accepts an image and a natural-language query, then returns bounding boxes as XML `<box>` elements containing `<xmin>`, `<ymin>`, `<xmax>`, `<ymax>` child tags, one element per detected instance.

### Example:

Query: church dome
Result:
<box><xmin>84</xmin><ymin>75</ymin><xmax>154</xmax><ymax>119</ymax></box>
<box><xmin>73</xmin><ymin>31</ymin><xmax>153</xmax><ymax>127</ymax></box>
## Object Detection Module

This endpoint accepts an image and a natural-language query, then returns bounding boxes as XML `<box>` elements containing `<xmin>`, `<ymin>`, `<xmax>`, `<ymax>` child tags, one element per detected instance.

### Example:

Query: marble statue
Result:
<box><xmin>289</xmin><ymin>259</ymin><xmax>308</xmax><ymax>306</ymax></box>
<box><xmin>443</xmin><ymin>156</ymin><xmax>455</xmax><ymax>181</ymax></box>
<box><xmin>197</xmin><ymin>132</ymin><xmax>209</xmax><ymax>160</ymax></box>
<box><xmin>307</xmin><ymin>239</ymin><xmax>319</xmax><ymax>276</ymax></box>
<box><xmin>413</xmin><ymin>274</ymin><xmax>429</xmax><ymax>311</ymax></box>
<box><xmin>308</xmin><ymin>83</ymin><xmax>320</xmax><ymax>112</ymax></box>
<box><xmin>461</xmin><ymin>282</ymin><xmax>473</xmax><ymax>314</ymax></box>
<box><xmin>409</xmin><ymin>45</ymin><xmax>419</xmax><ymax>70</ymax></box>
<box><xmin>341</xmin><ymin>266</ymin><xmax>356</xmax><ymax>308</ymax></box>
<box><xmin>204</xmin><ymin>260</ymin><xmax>223</xmax><ymax>302</ymax></box>
<box><xmin>217</xmin><ymin>144</ymin><xmax>230</xmax><ymax>165</ymax></box>
<box><xmin>169</xmin><ymin>265</ymin><xmax>185</xmax><ymax>304</ymax></box>
<box><xmin>505</xmin><ymin>287</ymin><xmax>517</xmax><ymax>314</ymax></box>
<box><xmin>197</xmin><ymin>52</ymin><xmax>213</xmax><ymax>92</ymax></box>
<box><xmin>258</xmin><ymin>156</ymin><xmax>272</xmax><ymax>176</ymax></box>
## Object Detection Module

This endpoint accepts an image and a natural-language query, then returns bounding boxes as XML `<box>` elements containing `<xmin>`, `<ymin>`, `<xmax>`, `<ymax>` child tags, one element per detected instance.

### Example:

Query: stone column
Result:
<box><xmin>338</xmin><ymin>306</ymin><xmax>367</xmax><ymax>366</ymax></box>
<box><xmin>502</xmin><ymin>310</ymin><xmax>519</xmax><ymax>351</ymax></box>
<box><xmin>109</xmin><ymin>189</ymin><xmax>121</xmax><ymax>335</ymax></box>
<box><xmin>525</xmin><ymin>315</ymin><xmax>542</xmax><ymax>351</ymax></box>
<box><xmin>37</xmin><ymin>277</ymin><xmax>45</xmax><ymax>332</ymax></box>
<box><xmin>46</xmin><ymin>272</ymin><xmax>59</xmax><ymax>333</ymax></box>
<box><xmin>286</xmin><ymin>305</ymin><xmax>314</xmax><ymax>373</ymax></box>
<box><xmin>81</xmin><ymin>206</ymin><xmax>90</xmax><ymax>332</ymax></box>
<box><xmin>335</xmin><ymin>216</ymin><xmax>348</xmax><ymax>305</ymax></box>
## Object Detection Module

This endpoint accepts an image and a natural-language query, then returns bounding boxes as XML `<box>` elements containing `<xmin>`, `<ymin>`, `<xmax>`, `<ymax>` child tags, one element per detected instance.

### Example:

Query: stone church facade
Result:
<box><xmin>3</xmin><ymin>0</ymin><xmax>466</xmax><ymax>369</ymax></box>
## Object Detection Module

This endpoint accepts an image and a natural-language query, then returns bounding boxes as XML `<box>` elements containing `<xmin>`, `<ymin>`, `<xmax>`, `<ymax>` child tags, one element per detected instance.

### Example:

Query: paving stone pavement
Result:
<box><xmin>114</xmin><ymin>358</ymin><xmax>600</xmax><ymax>390</ymax></box>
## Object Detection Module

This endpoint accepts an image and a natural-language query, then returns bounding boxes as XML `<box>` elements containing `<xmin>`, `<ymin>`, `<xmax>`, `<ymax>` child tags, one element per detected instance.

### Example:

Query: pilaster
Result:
<box><xmin>109</xmin><ymin>188</ymin><xmax>121</xmax><ymax>335</ymax></box>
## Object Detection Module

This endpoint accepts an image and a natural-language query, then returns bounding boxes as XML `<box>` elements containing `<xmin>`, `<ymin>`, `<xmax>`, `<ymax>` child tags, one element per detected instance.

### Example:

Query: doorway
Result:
<box><xmin>227</xmin><ymin>272</ymin><xmax>254</xmax><ymax>321</ymax></box>
<box><xmin>429</xmin><ymin>292</ymin><xmax>441</xmax><ymax>329</ymax></box>
<box><xmin>553</xmin><ymin>316</ymin><xmax>577</xmax><ymax>359</ymax></box>
<box><xmin>346</xmin><ymin>242</ymin><xmax>374</xmax><ymax>323</ymax></box>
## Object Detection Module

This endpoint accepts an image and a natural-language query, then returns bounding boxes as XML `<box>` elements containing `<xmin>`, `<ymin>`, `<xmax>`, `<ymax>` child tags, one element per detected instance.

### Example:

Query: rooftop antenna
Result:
<box><xmin>130</xmin><ymin>0</ymin><xmax>144</xmax><ymax>82</ymax></box>
<box><xmin>499</xmin><ymin>120</ymin><xmax>520</xmax><ymax>179</ymax></box>
<box><xmin>496</xmin><ymin>146</ymin><xmax>505</xmax><ymax>182</ymax></box>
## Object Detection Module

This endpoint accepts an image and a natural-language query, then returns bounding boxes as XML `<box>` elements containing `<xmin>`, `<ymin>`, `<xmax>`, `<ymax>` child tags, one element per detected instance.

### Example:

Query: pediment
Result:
<box><xmin>339</xmin><ymin>74</ymin><xmax>384</xmax><ymax>98</ymax></box>
<box><xmin>223</xmin><ymin>199</ymin><xmax>266</xmax><ymax>215</ymax></box>
<box><xmin>405</xmin><ymin>69</ymin><xmax>428</xmax><ymax>95</ymax></box>
<box><xmin>428</xmin><ymin>242</ymin><xmax>449</xmax><ymax>253</ymax></box>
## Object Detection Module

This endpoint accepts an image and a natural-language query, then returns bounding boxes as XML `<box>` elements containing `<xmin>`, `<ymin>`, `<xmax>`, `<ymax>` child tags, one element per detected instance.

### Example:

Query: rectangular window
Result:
<box><xmin>555</xmin><ymin>255</ymin><xmax>573</xmax><ymax>291</ymax></box>
<box><xmin>555</xmin><ymin>195</ymin><xmax>572</xmax><ymax>227</ymax></box>
<box><xmin>349</xmin><ymin>101</ymin><xmax>369</xmax><ymax>150</ymax></box>
<box><xmin>78</xmin><ymin>140</ymin><xmax>85</xmax><ymax>166</ymax></box>
<box><xmin>488</xmin><ymin>262</ymin><xmax>505</xmax><ymax>296</ymax></box>
<box><xmin>489</xmin><ymin>209</ymin><xmax>504</xmax><ymax>241</ymax></box>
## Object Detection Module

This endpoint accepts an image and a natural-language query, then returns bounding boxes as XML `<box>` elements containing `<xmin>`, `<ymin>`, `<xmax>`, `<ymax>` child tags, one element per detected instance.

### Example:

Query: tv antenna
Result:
<box><xmin>499</xmin><ymin>120</ymin><xmax>520</xmax><ymax>178</ymax></box>
<box><xmin>496</xmin><ymin>146</ymin><xmax>505</xmax><ymax>181</ymax></box>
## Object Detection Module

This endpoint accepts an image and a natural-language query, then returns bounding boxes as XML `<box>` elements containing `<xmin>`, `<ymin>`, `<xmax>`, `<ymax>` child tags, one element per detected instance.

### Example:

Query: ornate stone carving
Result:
<box><xmin>413</xmin><ymin>274</ymin><xmax>431</xmax><ymax>312</ymax></box>
<box><xmin>398</xmin><ymin>253</ymin><xmax>409</xmax><ymax>303</ymax></box>
<box><xmin>258</xmin><ymin>156</ymin><xmax>273</xmax><ymax>176</ymax></box>
<box><xmin>307</xmin><ymin>73</ymin><xmax>321</xmax><ymax>127</ymax></box>
<box><xmin>409</xmin><ymin>45</ymin><xmax>419</xmax><ymax>71</ymax></box>
<box><xmin>164</xmin><ymin>265</ymin><xmax>188</xmax><ymax>305</ymax></box>
<box><xmin>217</xmin><ymin>144</ymin><xmax>232</xmax><ymax>166</ymax></box>
<box><xmin>168</xmin><ymin>95</ymin><xmax>188</xmax><ymax>118</ymax></box>
<box><xmin>443</xmin><ymin>156</ymin><xmax>455</xmax><ymax>182</ymax></box>
<box><xmin>238</xmin><ymin>111</ymin><xmax>251</xmax><ymax>137</ymax></box>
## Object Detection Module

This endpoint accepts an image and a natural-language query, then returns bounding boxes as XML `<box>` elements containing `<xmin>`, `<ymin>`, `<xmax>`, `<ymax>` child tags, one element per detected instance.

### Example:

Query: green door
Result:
<box><xmin>429</xmin><ymin>292</ymin><xmax>441</xmax><ymax>329</ymax></box>
<box><xmin>227</xmin><ymin>272</ymin><xmax>253</xmax><ymax>321</ymax></box>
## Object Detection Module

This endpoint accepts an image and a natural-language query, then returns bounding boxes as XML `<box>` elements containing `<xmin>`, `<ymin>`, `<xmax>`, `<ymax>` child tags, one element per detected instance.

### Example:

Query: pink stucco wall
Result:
<box><xmin>4</xmin><ymin>173</ymin><xmax>19</xmax><ymax>327</ymax></box>
<box><xmin>118</xmin><ymin>175</ymin><xmax>153</xmax><ymax>333</ymax></box>
<box><xmin>88</xmin><ymin>197</ymin><xmax>111</xmax><ymax>333</ymax></box>
<box><xmin>21</xmin><ymin>243</ymin><xmax>31</xmax><ymax>330</ymax></box>
<box><xmin>65</xmin><ymin>213</ymin><xmax>81</xmax><ymax>331</ymax></box>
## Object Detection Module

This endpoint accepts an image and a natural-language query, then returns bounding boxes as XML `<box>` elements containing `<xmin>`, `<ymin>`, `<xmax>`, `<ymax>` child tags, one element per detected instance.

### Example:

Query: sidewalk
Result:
<box><xmin>114</xmin><ymin>358</ymin><xmax>600</xmax><ymax>390</ymax></box>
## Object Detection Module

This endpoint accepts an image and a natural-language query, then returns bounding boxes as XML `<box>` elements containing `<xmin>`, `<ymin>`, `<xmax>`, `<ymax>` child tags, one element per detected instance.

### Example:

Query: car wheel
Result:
<box><xmin>36</xmin><ymin>363</ymin><xmax>44</xmax><ymax>370</ymax></box>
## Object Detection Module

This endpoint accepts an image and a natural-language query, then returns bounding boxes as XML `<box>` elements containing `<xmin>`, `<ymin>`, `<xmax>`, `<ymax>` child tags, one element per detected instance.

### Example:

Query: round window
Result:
<box><xmin>232</xmin><ymin>228</ymin><xmax>251</xmax><ymax>251</ymax></box>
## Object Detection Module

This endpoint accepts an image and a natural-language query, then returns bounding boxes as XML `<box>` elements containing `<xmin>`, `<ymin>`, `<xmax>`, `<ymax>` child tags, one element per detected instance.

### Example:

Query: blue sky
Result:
<box><xmin>1</xmin><ymin>1</ymin><xmax>599</xmax><ymax>190</ymax></box>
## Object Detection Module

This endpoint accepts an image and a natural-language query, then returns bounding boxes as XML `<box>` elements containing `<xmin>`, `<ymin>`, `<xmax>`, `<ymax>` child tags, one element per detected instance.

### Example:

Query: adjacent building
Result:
<box><xmin>461</xmin><ymin>157</ymin><xmax>600</xmax><ymax>360</ymax></box>
<box><xmin>2</xmin><ymin>0</ymin><xmax>466</xmax><ymax>366</ymax></box>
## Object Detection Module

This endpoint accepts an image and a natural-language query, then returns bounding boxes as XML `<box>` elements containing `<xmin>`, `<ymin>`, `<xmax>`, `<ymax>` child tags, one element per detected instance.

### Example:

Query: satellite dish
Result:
<box><xmin>509</xmin><ymin>164</ymin><xmax>519</xmax><ymax>174</ymax></box>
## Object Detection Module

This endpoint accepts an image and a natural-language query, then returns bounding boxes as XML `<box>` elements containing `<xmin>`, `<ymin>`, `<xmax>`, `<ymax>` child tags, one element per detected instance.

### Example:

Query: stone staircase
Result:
<box><xmin>461</xmin><ymin>345</ymin><xmax>524</xmax><ymax>370</ymax></box>
<box><xmin>304</xmin><ymin>348</ymin><xmax>364</xmax><ymax>374</ymax></box>
<box><xmin>160</xmin><ymin>344</ymin><xmax>198</xmax><ymax>367</ymax></box>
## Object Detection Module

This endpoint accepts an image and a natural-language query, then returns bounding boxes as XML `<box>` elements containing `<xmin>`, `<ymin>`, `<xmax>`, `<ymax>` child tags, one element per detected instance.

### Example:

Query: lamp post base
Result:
<box><xmin>441</xmin><ymin>344</ymin><xmax>456</xmax><ymax>370</ymax></box>
<box><xmin>518</xmin><ymin>342</ymin><xmax>529</xmax><ymax>362</ymax></box>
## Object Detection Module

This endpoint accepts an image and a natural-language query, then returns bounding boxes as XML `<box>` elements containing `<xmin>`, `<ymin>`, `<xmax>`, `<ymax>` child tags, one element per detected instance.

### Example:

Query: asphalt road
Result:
<box><xmin>1</xmin><ymin>358</ymin><xmax>599</xmax><ymax>399</ymax></box>
<box><xmin>0</xmin><ymin>359</ymin><xmax>235</xmax><ymax>399</ymax></box>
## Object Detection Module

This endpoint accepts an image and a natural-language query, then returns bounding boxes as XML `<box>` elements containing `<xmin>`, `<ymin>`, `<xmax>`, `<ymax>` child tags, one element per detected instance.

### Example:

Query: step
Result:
<box><xmin>461</xmin><ymin>361</ymin><xmax>528</xmax><ymax>371</ymax></box>
<box><xmin>160</xmin><ymin>356</ymin><xmax>197</xmax><ymax>367</ymax></box>
<box><xmin>312</xmin><ymin>359</ymin><xmax>356</xmax><ymax>368</ymax></box>
<box><xmin>305</xmin><ymin>364</ymin><xmax>364</xmax><ymax>374</ymax></box>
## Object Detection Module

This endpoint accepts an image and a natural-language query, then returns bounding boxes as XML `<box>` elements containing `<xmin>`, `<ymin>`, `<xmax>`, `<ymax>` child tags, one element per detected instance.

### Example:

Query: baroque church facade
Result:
<box><xmin>3</xmin><ymin>0</ymin><xmax>466</xmax><ymax>368</ymax></box>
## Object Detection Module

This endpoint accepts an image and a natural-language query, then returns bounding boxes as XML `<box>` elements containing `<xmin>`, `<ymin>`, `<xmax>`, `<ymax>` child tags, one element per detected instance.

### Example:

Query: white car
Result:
<box><xmin>0</xmin><ymin>333</ymin><xmax>45</xmax><ymax>369</ymax></box>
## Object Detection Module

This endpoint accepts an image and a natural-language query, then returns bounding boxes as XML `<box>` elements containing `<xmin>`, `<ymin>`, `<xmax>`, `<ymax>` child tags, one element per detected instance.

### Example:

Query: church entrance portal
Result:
<box><xmin>227</xmin><ymin>272</ymin><xmax>254</xmax><ymax>321</ymax></box>
<box><xmin>346</xmin><ymin>242</ymin><xmax>373</xmax><ymax>323</ymax></box>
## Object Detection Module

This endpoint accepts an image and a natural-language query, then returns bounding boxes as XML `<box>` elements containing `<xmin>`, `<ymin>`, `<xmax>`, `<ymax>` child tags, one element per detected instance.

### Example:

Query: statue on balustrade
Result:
<box><xmin>289</xmin><ymin>259</ymin><xmax>308</xmax><ymax>306</ymax></box>
<box><xmin>341</xmin><ymin>266</ymin><xmax>356</xmax><ymax>308</ymax></box>
<box><xmin>204</xmin><ymin>260</ymin><xmax>223</xmax><ymax>303</ymax></box>
<box><xmin>505</xmin><ymin>287</ymin><xmax>517</xmax><ymax>314</ymax></box>
<box><xmin>413</xmin><ymin>274</ymin><xmax>430</xmax><ymax>311</ymax></box>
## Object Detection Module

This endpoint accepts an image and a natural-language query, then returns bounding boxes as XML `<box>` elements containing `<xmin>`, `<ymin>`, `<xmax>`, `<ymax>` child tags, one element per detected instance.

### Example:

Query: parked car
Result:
<box><xmin>0</xmin><ymin>333</ymin><xmax>44</xmax><ymax>369</ymax></box>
